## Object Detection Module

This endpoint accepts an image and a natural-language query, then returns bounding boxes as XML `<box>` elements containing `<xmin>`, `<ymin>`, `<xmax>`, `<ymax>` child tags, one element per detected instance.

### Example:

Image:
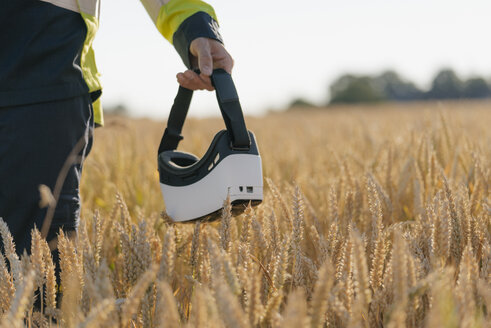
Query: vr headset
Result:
<box><xmin>158</xmin><ymin>69</ymin><xmax>263</xmax><ymax>222</ymax></box>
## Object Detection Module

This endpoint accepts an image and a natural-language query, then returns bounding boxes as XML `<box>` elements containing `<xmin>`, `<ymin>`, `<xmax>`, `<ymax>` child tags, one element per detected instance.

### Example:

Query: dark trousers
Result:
<box><xmin>0</xmin><ymin>94</ymin><xmax>94</xmax><ymax>255</ymax></box>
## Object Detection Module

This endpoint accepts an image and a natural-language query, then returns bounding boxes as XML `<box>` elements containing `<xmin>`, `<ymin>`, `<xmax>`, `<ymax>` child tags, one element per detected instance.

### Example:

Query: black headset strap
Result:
<box><xmin>211</xmin><ymin>69</ymin><xmax>251</xmax><ymax>150</ymax></box>
<box><xmin>158</xmin><ymin>69</ymin><xmax>250</xmax><ymax>154</ymax></box>
<box><xmin>158</xmin><ymin>86</ymin><xmax>193</xmax><ymax>154</ymax></box>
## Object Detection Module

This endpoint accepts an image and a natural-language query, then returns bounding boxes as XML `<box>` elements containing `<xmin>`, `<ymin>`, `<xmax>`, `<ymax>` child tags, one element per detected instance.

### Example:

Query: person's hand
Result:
<box><xmin>176</xmin><ymin>37</ymin><xmax>234</xmax><ymax>91</ymax></box>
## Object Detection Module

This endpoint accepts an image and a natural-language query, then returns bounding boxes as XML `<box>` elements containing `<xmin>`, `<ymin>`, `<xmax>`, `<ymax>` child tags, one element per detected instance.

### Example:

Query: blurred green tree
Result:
<box><xmin>374</xmin><ymin>70</ymin><xmax>424</xmax><ymax>101</ymax></box>
<box><xmin>463</xmin><ymin>77</ymin><xmax>491</xmax><ymax>98</ymax></box>
<box><xmin>321</xmin><ymin>68</ymin><xmax>491</xmax><ymax>107</ymax></box>
<box><xmin>289</xmin><ymin>98</ymin><xmax>316</xmax><ymax>109</ymax></box>
<box><xmin>426</xmin><ymin>69</ymin><xmax>463</xmax><ymax>99</ymax></box>
<box><xmin>329</xmin><ymin>74</ymin><xmax>385</xmax><ymax>104</ymax></box>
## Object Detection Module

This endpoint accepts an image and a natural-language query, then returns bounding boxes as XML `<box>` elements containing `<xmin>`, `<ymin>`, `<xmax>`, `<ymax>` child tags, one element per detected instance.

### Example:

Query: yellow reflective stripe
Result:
<box><xmin>79</xmin><ymin>11</ymin><xmax>103</xmax><ymax>125</ymax></box>
<box><xmin>156</xmin><ymin>0</ymin><xmax>218</xmax><ymax>43</ymax></box>
<box><xmin>78</xmin><ymin>13</ymin><xmax>100</xmax><ymax>93</ymax></box>
<box><xmin>91</xmin><ymin>96</ymin><xmax>103</xmax><ymax>126</ymax></box>
<box><xmin>140</xmin><ymin>0</ymin><xmax>168</xmax><ymax>23</ymax></box>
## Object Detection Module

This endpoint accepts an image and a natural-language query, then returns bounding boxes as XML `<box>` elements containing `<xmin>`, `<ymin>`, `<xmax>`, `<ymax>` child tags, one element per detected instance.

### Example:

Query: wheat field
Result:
<box><xmin>0</xmin><ymin>101</ymin><xmax>490</xmax><ymax>327</ymax></box>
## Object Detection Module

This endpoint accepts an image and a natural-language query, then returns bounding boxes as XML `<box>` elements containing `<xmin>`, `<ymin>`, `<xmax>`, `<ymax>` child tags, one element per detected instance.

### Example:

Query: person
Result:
<box><xmin>0</xmin><ymin>0</ymin><xmax>234</xmax><ymax>255</ymax></box>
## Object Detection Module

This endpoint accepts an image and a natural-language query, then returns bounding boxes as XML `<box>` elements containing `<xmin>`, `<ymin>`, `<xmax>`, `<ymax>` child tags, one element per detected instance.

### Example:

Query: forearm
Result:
<box><xmin>140</xmin><ymin>0</ymin><xmax>222</xmax><ymax>68</ymax></box>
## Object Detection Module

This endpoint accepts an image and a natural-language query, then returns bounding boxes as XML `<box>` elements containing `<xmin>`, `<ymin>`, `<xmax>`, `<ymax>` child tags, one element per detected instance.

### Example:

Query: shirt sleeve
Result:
<box><xmin>140</xmin><ymin>0</ymin><xmax>223</xmax><ymax>68</ymax></box>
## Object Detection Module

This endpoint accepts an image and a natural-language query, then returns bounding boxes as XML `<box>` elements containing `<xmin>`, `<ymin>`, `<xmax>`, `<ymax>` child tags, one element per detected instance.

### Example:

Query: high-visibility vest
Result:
<box><xmin>40</xmin><ymin>0</ymin><xmax>218</xmax><ymax>126</ymax></box>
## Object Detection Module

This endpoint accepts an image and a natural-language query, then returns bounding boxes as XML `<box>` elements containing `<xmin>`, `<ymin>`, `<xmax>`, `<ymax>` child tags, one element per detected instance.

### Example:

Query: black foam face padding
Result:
<box><xmin>171</xmin><ymin>153</ymin><xmax>199</xmax><ymax>167</ymax></box>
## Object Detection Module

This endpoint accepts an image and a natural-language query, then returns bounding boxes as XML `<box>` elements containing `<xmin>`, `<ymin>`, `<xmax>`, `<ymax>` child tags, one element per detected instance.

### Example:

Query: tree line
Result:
<box><xmin>290</xmin><ymin>68</ymin><xmax>491</xmax><ymax>108</ymax></box>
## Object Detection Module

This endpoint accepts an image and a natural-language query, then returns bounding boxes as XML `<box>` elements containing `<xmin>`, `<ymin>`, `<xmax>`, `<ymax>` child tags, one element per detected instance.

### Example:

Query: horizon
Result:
<box><xmin>93</xmin><ymin>0</ymin><xmax>491</xmax><ymax>118</ymax></box>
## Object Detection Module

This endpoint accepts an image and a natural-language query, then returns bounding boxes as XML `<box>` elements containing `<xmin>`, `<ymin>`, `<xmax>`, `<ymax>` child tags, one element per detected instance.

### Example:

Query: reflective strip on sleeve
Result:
<box><xmin>156</xmin><ymin>0</ymin><xmax>218</xmax><ymax>43</ymax></box>
<box><xmin>140</xmin><ymin>0</ymin><xmax>168</xmax><ymax>23</ymax></box>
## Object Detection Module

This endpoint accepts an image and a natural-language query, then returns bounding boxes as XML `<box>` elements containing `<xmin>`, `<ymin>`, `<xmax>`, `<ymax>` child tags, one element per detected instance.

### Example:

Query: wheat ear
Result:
<box><xmin>0</xmin><ymin>218</ymin><xmax>22</xmax><ymax>285</ymax></box>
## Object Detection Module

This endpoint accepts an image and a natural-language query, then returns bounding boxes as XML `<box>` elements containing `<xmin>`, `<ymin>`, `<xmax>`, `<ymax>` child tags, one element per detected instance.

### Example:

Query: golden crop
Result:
<box><xmin>0</xmin><ymin>101</ymin><xmax>490</xmax><ymax>327</ymax></box>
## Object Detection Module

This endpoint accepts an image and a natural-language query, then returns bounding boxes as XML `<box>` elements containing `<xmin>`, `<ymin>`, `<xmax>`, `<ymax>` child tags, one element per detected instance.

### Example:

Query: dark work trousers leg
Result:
<box><xmin>0</xmin><ymin>94</ymin><xmax>94</xmax><ymax>256</ymax></box>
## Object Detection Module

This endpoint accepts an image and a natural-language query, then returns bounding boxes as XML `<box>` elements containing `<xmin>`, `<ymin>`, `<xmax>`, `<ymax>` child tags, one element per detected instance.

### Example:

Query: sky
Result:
<box><xmin>93</xmin><ymin>0</ymin><xmax>491</xmax><ymax>118</ymax></box>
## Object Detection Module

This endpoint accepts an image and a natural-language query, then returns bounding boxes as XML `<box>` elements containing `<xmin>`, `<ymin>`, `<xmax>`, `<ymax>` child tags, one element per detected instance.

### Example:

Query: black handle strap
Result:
<box><xmin>211</xmin><ymin>69</ymin><xmax>250</xmax><ymax>150</ymax></box>
<box><xmin>158</xmin><ymin>86</ymin><xmax>193</xmax><ymax>154</ymax></box>
<box><xmin>158</xmin><ymin>69</ymin><xmax>250</xmax><ymax>154</ymax></box>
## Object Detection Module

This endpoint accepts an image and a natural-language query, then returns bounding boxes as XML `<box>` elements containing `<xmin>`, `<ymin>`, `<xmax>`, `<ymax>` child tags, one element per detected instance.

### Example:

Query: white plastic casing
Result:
<box><xmin>161</xmin><ymin>154</ymin><xmax>263</xmax><ymax>222</ymax></box>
